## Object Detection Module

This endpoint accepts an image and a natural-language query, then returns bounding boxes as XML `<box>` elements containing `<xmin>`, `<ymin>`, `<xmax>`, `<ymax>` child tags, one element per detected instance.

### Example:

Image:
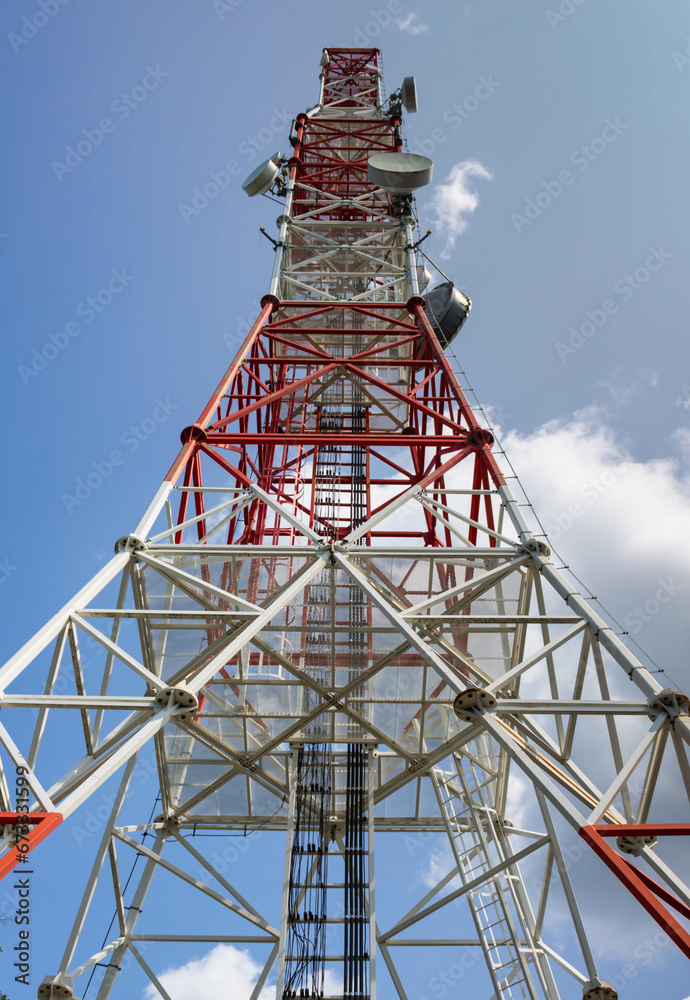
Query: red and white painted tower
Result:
<box><xmin>1</xmin><ymin>47</ymin><xmax>689</xmax><ymax>1000</ymax></box>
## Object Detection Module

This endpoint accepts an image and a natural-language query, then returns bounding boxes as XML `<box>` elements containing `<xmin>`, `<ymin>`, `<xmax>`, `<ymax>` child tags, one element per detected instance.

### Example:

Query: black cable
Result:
<box><xmin>283</xmin><ymin>744</ymin><xmax>331</xmax><ymax>998</ymax></box>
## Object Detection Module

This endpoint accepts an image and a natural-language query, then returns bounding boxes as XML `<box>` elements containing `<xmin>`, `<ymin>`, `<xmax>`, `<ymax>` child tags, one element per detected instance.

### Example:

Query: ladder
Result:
<box><xmin>431</xmin><ymin>749</ymin><xmax>544</xmax><ymax>1000</ymax></box>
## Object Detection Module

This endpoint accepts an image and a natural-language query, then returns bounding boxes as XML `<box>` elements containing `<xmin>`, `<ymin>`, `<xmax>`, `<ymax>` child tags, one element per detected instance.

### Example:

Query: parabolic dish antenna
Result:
<box><xmin>401</xmin><ymin>76</ymin><xmax>418</xmax><ymax>113</ymax></box>
<box><xmin>367</xmin><ymin>152</ymin><xmax>433</xmax><ymax>194</ymax></box>
<box><xmin>242</xmin><ymin>153</ymin><xmax>281</xmax><ymax>197</ymax></box>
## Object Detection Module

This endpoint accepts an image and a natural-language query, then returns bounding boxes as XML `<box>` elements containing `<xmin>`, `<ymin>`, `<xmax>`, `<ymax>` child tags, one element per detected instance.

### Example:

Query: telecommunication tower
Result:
<box><xmin>1</xmin><ymin>47</ymin><xmax>689</xmax><ymax>1000</ymax></box>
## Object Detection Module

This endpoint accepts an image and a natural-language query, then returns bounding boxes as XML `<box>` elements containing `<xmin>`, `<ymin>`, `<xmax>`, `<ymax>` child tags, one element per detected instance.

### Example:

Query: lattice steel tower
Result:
<box><xmin>2</xmin><ymin>47</ymin><xmax>689</xmax><ymax>1000</ymax></box>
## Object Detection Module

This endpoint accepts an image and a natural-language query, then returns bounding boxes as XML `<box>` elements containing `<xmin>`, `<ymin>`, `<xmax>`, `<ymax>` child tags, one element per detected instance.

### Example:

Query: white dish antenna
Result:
<box><xmin>242</xmin><ymin>153</ymin><xmax>282</xmax><ymax>197</ymax></box>
<box><xmin>416</xmin><ymin>265</ymin><xmax>432</xmax><ymax>291</ymax></box>
<box><xmin>367</xmin><ymin>152</ymin><xmax>433</xmax><ymax>194</ymax></box>
<box><xmin>401</xmin><ymin>76</ymin><xmax>418</xmax><ymax>113</ymax></box>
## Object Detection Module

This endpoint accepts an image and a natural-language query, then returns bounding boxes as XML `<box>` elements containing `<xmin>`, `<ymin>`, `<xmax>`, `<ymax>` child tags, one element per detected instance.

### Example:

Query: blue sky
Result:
<box><xmin>1</xmin><ymin>1</ymin><xmax>690</xmax><ymax>997</ymax></box>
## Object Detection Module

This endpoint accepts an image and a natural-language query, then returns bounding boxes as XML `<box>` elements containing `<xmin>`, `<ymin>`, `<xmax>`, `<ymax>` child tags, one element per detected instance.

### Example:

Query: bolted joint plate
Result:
<box><xmin>154</xmin><ymin>813</ymin><xmax>181</xmax><ymax>832</ymax></box>
<box><xmin>154</xmin><ymin>686</ymin><xmax>199</xmax><ymax>722</ymax></box>
<box><xmin>114</xmin><ymin>534</ymin><xmax>148</xmax><ymax>555</ymax></box>
<box><xmin>466</xmin><ymin>427</ymin><xmax>495</xmax><ymax>450</ymax></box>
<box><xmin>180</xmin><ymin>423</ymin><xmax>207</xmax><ymax>445</ymax></box>
<box><xmin>517</xmin><ymin>538</ymin><xmax>551</xmax><ymax>559</ymax></box>
<box><xmin>616</xmin><ymin>834</ymin><xmax>658</xmax><ymax>856</ymax></box>
<box><xmin>237</xmin><ymin>754</ymin><xmax>259</xmax><ymax>773</ymax></box>
<box><xmin>647</xmin><ymin>689</ymin><xmax>690</xmax><ymax>723</ymax></box>
<box><xmin>38</xmin><ymin>977</ymin><xmax>78</xmax><ymax>999</ymax></box>
<box><xmin>583</xmin><ymin>984</ymin><xmax>617</xmax><ymax>1000</ymax></box>
<box><xmin>408</xmin><ymin>757</ymin><xmax>429</xmax><ymax>773</ymax></box>
<box><xmin>453</xmin><ymin>687</ymin><xmax>497</xmax><ymax>724</ymax></box>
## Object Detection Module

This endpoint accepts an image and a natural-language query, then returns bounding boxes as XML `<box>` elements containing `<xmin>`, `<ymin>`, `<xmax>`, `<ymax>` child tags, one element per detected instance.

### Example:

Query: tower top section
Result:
<box><xmin>318</xmin><ymin>47</ymin><xmax>383</xmax><ymax>114</ymax></box>
<box><xmin>246</xmin><ymin>45</ymin><xmax>431</xmax><ymax>302</ymax></box>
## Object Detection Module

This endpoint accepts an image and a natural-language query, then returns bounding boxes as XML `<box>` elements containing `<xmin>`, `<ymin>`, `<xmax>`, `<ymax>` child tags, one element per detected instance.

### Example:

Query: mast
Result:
<box><xmin>1</xmin><ymin>46</ymin><xmax>688</xmax><ymax>1000</ymax></box>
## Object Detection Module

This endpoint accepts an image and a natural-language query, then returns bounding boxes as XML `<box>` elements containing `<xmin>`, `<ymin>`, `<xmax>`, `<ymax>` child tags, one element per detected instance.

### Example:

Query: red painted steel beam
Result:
<box><xmin>343</xmin><ymin>362</ymin><xmax>462</xmax><ymax>434</ymax></box>
<box><xmin>273</xmin><ymin>301</ymin><xmax>414</xmax><ymax>310</ymax></box>
<box><xmin>622</xmin><ymin>862</ymin><xmax>690</xmax><ymax>920</ymax></box>
<box><xmin>209</xmin><ymin>363</ymin><xmax>338</xmax><ymax>430</ymax></box>
<box><xmin>579</xmin><ymin>823</ymin><xmax>690</xmax><ymax>958</ymax></box>
<box><xmin>593</xmin><ymin>823</ymin><xmax>690</xmax><ymax>837</ymax></box>
<box><xmin>232</xmin><ymin>364</ymin><xmax>435</xmax><ymax>376</ymax></box>
<box><xmin>0</xmin><ymin>812</ymin><xmax>63</xmax><ymax>882</ymax></box>
<box><xmin>411</xmin><ymin>301</ymin><xmax>507</xmax><ymax>488</ymax></box>
<box><xmin>208</xmin><ymin>434</ymin><xmax>468</xmax><ymax>447</ymax></box>
<box><xmin>163</xmin><ymin>298</ymin><xmax>275</xmax><ymax>484</ymax></box>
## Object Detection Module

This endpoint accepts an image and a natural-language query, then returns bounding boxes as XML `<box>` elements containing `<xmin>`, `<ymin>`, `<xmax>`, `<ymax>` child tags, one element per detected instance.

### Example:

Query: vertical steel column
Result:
<box><xmin>95</xmin><ymin>830</ymin><xmax>168</xmax><ymax>1000</ymax></box>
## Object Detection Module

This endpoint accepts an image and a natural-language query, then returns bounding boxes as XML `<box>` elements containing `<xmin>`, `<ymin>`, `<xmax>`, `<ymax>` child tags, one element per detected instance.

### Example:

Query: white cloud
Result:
<box><xmin>324</xmin><ymin>969</ymin><xmax>344</xmax><ymax>994</ymax></box>
<box><xmin>596</xmin><ymin>366</ymin><xmax>658</xmax><ymax>409</ymax></box>
<box><xmin>412</xmin><ymin>404</ymin><xmax>690</xmax><ymax>960</ymax></box>
<box><xmin>417</xmin><ymin>843</ymin><xmax>453</xmax><ymax>888</ymax></box>
<box><xmin>395</xmin><ymin>12</ymin><xmax>429</xmax><ymax>34</ymax></box>
<box><xmin>139</xmin><ymin>945</ymin><xmax>343</xmax><ymax>1000</ymax></box>
<box><xmin>505</xmin><ymin>773</ymin><xmax>530</xmax><ymax>828</ymax></box>
<box><xmin>673</xmin><ymin>426</ymin><xmax>690</xmax><ymax>463</ymax></box>
<box><xmin>141</xmin><ymin>944</ymin><xmax>273</xmax><ymax>1000</ymax></box>
<box><xmin>676</xmin><ymin>384</ymin><xmax>690</xmax><ymax>409</ymax></box>
<box><xmin>426</xmin><ymin>160</ymin><xmax>492</xmax><ymax>257</ymax></box>
<box><xmin>495</xmin><ymin>407</ymin><xmax>690</xmax><ymax>958</ymax></box>
<box><xmin>500</xmin><ymin>407</ymin><xmax>690</xmax><ymax>591</ymax></box>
